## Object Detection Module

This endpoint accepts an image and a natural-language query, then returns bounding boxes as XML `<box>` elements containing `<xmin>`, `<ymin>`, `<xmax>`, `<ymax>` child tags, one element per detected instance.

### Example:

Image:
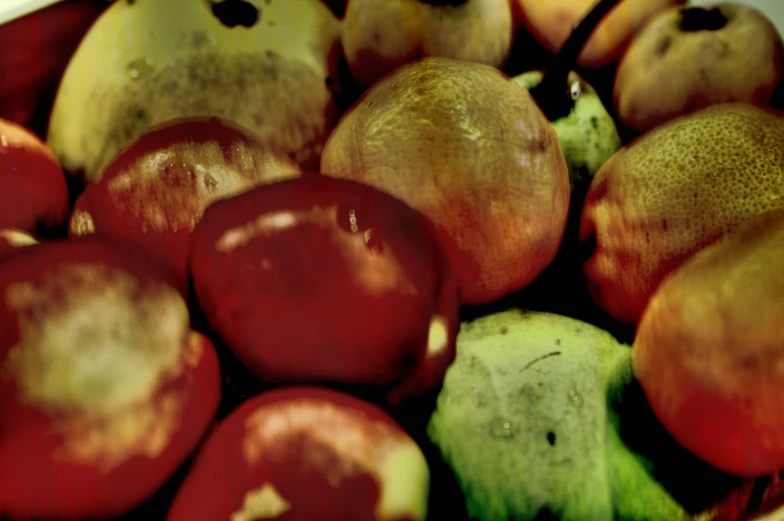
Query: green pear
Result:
<box><xmin>515</xmin><ymin>70</ymin><xmax>621</xmax><ymax>190</ymax></box>
<box><xmin>427</xmin><ymin>309</ymin><xmax>743</xmax><ymax>521</ymax></box>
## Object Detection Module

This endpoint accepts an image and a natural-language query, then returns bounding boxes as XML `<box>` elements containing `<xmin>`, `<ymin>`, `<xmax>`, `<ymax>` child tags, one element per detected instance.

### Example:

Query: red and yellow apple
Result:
<box><xmin>69</xmin><ymin>116</ymin><xmax>301</xmax><ymax>291</ymax></box>
<box><xmin>188</xmin><ymin>174</ymin><xmax>460</xmax><ymax>405</ymax></box>
<box><xmin>167</xmin><ymin>386</ymin><xmax>430</xmax><ymax>521</ymax></box>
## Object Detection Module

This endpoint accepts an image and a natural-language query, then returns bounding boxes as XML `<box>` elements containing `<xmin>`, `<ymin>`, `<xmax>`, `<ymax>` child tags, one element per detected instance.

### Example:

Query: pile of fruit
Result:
<box><xmin>1</xmin><ymin>0</ymin><xmax>783</xmax><ymax>519</ymax></box>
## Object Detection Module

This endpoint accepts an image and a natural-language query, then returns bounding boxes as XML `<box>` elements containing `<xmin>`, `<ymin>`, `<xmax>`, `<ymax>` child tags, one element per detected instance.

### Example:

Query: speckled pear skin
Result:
<box><xmin>514</xmin><ymin>70</ymin><xmax>622</xmax><ymax>191</ymax></box>
<box><xmin>427</xmin><ymin>309</ymin><xmax>697</xmax><ymax>521</ymax></box>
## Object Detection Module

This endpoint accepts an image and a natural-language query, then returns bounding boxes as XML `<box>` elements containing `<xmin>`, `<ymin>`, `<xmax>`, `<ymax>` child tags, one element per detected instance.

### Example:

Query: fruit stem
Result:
<box><xmin>530</xmin><ymin>0</ymin><xmax>623</xmax><ymax>121</ymax></box>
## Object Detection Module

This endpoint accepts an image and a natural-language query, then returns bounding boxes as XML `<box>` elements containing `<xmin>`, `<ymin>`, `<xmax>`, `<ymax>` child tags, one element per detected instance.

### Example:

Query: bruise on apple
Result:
<box><xmin>188</xmin><ymin>174</ymin><xmax>459</xmax><ymax>405</ymax></box>
<box><xmin>69</xmin><ymin>116</ymin><xmax>301</xmax><ymax>292</ymax></box>
<box><xmin>0</xmin><ymin>118</ymin><xmax>69</xmax><ymax>235</ymax></box>
<box><xmin>0</xmin><ymin>237</ymin><xmax>221</xmax><ymax>520</ymax></box>
<box><xmin>166</xmin><ymin>386</ymin><xmax>430</xmax><ymax>521</ymax></box>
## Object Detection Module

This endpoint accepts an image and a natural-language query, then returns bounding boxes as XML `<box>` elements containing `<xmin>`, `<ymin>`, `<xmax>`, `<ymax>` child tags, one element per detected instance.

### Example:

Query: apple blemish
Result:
<box><xmin>0</xmin><ymin>238</ymin><xmax>221</xmax><ymax>520</ymax></box>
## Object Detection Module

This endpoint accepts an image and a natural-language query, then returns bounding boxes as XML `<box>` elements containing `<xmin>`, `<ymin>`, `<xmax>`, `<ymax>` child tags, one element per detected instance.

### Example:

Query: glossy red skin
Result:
<box><xmin>0</xmin><ymin>229</ymin><xmax>38</xmax><ymax>261</ymax></box>
<box><xmin>167</xmin><ymin>386</ymin><xmax>421</xmax><ymax>521</ymax></box>
<box><xmin>0</xmin><ymin>238</ymin><xmax>221</xmax><ymax>520</ymax></box>
<box><xmin>69</xmin><ymin>116</ymin><xmax>301</xmax><ymax>292</ymax></box>
<box><xmin>0</xmin><ymin>119</ymin><xmax>69</xmax><ymax>233</ymax></box>
<box><xmin>188</xmin><ymin>174</ymin><xmax>459</xmax><ymax>405</ymax></box>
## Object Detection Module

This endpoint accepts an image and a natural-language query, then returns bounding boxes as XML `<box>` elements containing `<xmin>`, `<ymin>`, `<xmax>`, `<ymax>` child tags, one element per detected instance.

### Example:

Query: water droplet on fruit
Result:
<box><xmin>569</xmin><ymin>80</ymin><xmax>581</xmax><ymax>100</ymax></box>
<box><xmin>568</xmin><ymin>390</ymin><xmax>582</xmax><ymax>409</ymax></box>
<box><xmin>126</xmin><ymin>59</ymin><xmax>154</xmax><ymax>81</ymax></box>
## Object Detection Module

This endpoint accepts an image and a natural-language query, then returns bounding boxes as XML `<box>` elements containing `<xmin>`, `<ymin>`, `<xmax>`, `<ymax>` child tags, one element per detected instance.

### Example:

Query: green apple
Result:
<box><xmin>515</xmin><ymin>70</ymin><xmax>621</xmax><ymax>190</ymax></box>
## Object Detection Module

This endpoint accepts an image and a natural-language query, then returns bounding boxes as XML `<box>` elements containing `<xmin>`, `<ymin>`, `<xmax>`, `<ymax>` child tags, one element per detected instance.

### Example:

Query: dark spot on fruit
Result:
<box><xmin>679</xmin><ymin>7</ymin><xmax>728</xmax><ymax>32</ymax></box>
<box><xmin>267</xmin><ymin>20</ymin><xmax>275</xmax><ymax>26</ymax></box>
<box><xmin>555</xmin><ymin>338</ymin><xmax>561</xmax><ymax>346</ymax></box>
<box><xmin>367</xmin><ymin>101</ymin><xmax>374</xmax><ymax>107</ymax></box>
<box><xmin>590</xmin><ymin>116</ymin><xmax>599</xmax><ymax>130</ymax></box>
<box><xmin>533</xmin><ymin>506</ymin><xmax>559</xmax><ymax>521</ymax></box>
<box><xmin>135</xmin><ymin>108</ymin><xmax>147</xmax><ymax>120</ymax></box>
<box><xmin>126</xmin><ymin>0</ymin><xmax>135</xmax><ymax>5</ymax></box>
<box><xmin>210</xmin><ymin>0</ymin><xmax>260</xmax><ymax>28</ymax></box>
<box><xmin>500</xmin><ymin>326</ymin><xmax>509</xmax><ymax>335</ymax></box>
<box><xmin>662</xmin><ymin>219</ymin><xmax>669</xmax><ymax>231</ymax></box>
<box><xmin>694</xmin><ymin>193</ymin><xmax>698</xmax><ymax>198</ymax></box>
<box><xmin>655</xmin><ymin>35</ymin><xmax>672</xmax><ymax>57</ymax></box>
<box><xmin>547</xmin><ymin>431</ymin><xmax>556</xmax><ymax>446</ymax></box>
<box><xmin>646</xmin><ymin>232</ymin><xmax>650</xmax><ymax>243</ymax></box>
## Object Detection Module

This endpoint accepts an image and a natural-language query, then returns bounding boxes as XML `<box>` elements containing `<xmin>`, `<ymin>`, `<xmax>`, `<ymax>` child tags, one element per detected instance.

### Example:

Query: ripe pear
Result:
<box><xmin>634</xmin><ymin>209</ymin><xmax>784</xmax><ymax>478</ymax></box>
<box><xmin>514</xmin><ymin>69</ymin><xmax>621</xmax><ymax>190</ymax></box>
<box><xmin>580</xmin><ymin>102</ymin><xmax>784</xmax><ymax>324</ymax></box>
<box><xmin>614</xmin><ymin>3</ymin><xmax>784</xmax><ymax>133</ymax></box>
<box><xmin>47</xmin><ymin>0</ymin><xmax>341</xmax><ymax>183</ymax></box>
<box><xmin>516</xmin><ymin>0</ymin><xmax>686</xmax><ymax>68</ymax></box>
<box><xmin>320</xmin><ymin>57</ymin><xmax>570</xmax><ymax>306</ymax></box>
<box><xmin>341</xmin><ymin>0</ymin><xmax>514</xmax><ymax>86</ymax></box>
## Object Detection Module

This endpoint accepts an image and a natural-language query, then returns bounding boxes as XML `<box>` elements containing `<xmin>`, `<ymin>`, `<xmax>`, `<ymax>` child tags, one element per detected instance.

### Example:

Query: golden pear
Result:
<box><xmin>321</xmin><ymin>57</ymin><xmax>570</xmax><ymax>306</ymax></box>
<box><xmin>614</xmin><ymin>3</ymin><xmax>784</xmax><ymax>133</ymax></box>
<box><xmin>341</xmin><ymin>0</ymin><xmax>514</xmax><ymax>86</ymax></box>
<box><xmin>634</xmin><ymin>208</ymin><xmax>784</xmax><ymax>478</ymax></box>
<box><xmin>580</xmin><ymin>102</ymin><xmax>784</xmax><ymax>324</ymax></box>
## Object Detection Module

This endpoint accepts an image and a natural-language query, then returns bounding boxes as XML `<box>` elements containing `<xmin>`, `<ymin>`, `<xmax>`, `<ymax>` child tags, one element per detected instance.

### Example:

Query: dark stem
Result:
<box><xmin>530</xmin><ymin>0</ymin><xmax>623</xmax><ymax>121</ymax></box>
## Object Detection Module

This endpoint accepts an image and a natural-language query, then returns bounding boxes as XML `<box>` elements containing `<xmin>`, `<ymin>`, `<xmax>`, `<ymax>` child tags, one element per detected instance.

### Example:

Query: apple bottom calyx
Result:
<box><xmin>679</xmin><ymin>7</ymin><xmax>729</xmax><ymax>32</ymax></box>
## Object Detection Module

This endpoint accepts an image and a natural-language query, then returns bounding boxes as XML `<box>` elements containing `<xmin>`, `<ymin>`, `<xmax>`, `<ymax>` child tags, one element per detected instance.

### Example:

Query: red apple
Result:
<box><xmin>69</xmin><ymin>117</ymin><xmax>302</xmax><ymax>291</ymax></box>
<box><xmin>0</xmin><ymin>117</ymin><xmax>69</xmax><ymax>234</ymax></box>
<box><xmin>0</xmin><ymin>237</ymin><xmax>221</xmax><ymax>520</ymax></box>
<box><xmin>188</xmin><ymin>174</ymin><xmax>459</xmax><ymax>405</ymax></box>
<box><xmin>0</xmin><ymin>229</ymin><xmax>38</xmax><ymax>260</ymax></box>
<box><xmin>167</xmin><ymin>386</ymin><xmax>430</xmax><ymax>521</ymax></box>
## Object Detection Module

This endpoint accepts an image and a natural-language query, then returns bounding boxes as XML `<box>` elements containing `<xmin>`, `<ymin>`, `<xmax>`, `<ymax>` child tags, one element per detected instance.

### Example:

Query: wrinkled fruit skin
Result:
<box><xmin>167</xmin><ymin>386</ymin><xmax>430</xmax><ymax>521</ymax></box>
<box><xmin>188</xmin><ymin>174</ymin><xmax>460</xmax><ymax>405</ymax></box>
<box><xmin>0</xmin><ymin>238</ymin><xmax>221</xmax><ymax>520</ymax></box>
<box><xmin>634</xmin><ymin>209</ymin><xmax>784</xmax><ymax>478</ymax></box>
<box><xmin>69</xmin><ymin>116</ymin><xmax>301</xmax><ymax>292</ymax></box>
<box><xmin>580</xmin><ymin>103</ymin><xmax>784</xmax><ymax>324</ymax></box>
<box><xmin>513</xmin><ymin>70</ymin><xmax>622</xmax><ymax>190</ymax></box>
<box><xmin>614</xmin><ymin>3</ymin><xmax>784</xmax><ymax>133</ymax></box>
<box><xmin>321</xmin><ymin>57</ymin><xmax>571</xmax><ymax>306</ymax></box>
<box><xmin>0</xmin><ymin>118</ymin><xmax>69</xmax><ymax>234</ymax></box>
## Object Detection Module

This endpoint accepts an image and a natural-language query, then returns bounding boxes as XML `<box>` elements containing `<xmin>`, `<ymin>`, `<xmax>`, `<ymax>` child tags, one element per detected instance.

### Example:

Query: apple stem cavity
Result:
<box><xmin>529</xmin><ymin>0</ymin><xmax>622</xmax><ymax>121</ymax></box>
<box><xmin>679</xmin><ymin>7</ymin><xmax>728</xmax><ymax>32</ymax></box>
